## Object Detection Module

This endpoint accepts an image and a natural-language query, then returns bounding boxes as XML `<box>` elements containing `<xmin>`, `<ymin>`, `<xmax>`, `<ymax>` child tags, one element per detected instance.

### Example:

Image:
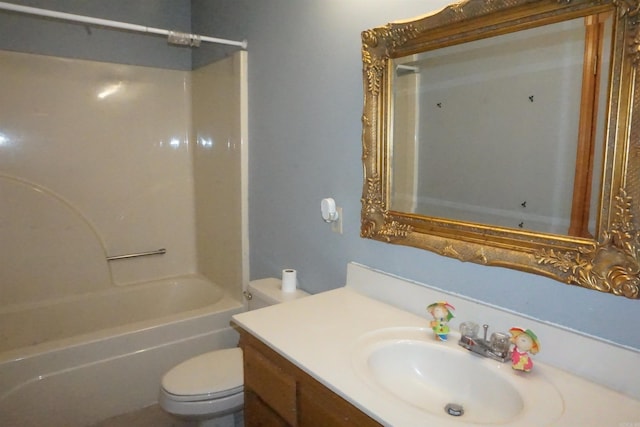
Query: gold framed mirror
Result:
<box><xmin>360</xmin><ymin>0</ymin><xmax>640</xmax><ymax>298</ymax></box>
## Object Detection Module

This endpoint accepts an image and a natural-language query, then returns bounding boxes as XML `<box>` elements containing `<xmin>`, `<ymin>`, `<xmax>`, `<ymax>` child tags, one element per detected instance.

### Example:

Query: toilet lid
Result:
<box><xmin>162</xmin><ymin>347</ymin><xmax>243</xmax><ymax>400</ymax></box>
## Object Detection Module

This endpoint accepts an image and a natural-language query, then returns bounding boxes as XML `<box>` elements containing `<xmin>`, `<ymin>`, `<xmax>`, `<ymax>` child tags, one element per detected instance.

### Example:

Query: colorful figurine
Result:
<box><xmin>509</xmin><ymin>327</ymin><xmax>540</xmax><ymax>372</ymax></box>
<box><xmin>427</xmin><ymin>302</ymin><xmax>455</xmax><ymax>341</ymax></box>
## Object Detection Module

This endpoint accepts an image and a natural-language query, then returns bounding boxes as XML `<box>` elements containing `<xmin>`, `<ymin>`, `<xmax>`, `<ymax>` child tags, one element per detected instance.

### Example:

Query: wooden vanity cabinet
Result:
<box><xmin>238</xmin><ymin>328</ymin><xmax>382</xmax><ymax>427</ymax></box>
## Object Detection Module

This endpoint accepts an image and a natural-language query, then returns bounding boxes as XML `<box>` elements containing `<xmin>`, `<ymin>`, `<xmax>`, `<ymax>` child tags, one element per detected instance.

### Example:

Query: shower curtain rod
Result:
<box><xmin>0</xmin><ymin>1</ymin><xmax>247</xmax><ymax>49</ymax></box>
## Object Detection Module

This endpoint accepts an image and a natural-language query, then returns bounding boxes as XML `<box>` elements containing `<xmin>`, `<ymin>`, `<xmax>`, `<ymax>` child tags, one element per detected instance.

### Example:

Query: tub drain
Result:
<box><xmin>444</xmin><ymin>403</ymin><xmax>464</xmax><ymax>417</ymax></box>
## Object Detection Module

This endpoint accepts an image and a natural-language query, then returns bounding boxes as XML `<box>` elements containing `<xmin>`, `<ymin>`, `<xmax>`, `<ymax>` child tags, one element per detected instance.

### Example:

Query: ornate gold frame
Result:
<box><xmin>361</xmin><ymin>0</ymin><xmax>640</xmax><ymax>298</ymax></box>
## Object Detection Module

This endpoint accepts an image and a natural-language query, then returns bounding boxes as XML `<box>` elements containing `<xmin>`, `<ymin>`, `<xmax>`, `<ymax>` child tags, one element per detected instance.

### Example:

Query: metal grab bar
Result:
<box><xmin>106</xmin><ymin>248</ymin><xmax>166</xmax><ymax>261</ymax></box>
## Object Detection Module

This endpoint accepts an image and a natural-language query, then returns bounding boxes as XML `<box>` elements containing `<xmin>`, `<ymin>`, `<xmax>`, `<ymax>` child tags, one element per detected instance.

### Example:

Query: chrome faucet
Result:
<box><xmin>458</xmin><ymin>323</ymin><xmax>511</xmax><ymax>363</ymax></box>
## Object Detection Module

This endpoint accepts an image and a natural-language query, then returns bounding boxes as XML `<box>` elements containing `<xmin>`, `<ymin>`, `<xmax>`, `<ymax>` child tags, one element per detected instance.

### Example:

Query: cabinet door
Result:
<box><xmin>244</xmin><ymin>344</ymin><xmax>297</xmax><ymax>425</ymax></box>
<box><xmin>298</xmin><ymin>377</ymin><xmax>381</xmax><ymax>427</ymax></box>
<box><xmin>239</xmin><ymin>328</ymin><xmax>382</xmax><ymax>427</ymax></box>
<box><xmin>245</xmin><ymin>390</ymin><xmax>290</xmax><ymax>427</ymax></box>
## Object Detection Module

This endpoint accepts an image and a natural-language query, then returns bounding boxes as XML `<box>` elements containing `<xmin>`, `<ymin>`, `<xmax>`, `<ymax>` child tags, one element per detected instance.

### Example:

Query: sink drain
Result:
<box><xmin>444</xmin><ymin>403</ymin><xmax>464</xmax><ymax>417</ymax></box>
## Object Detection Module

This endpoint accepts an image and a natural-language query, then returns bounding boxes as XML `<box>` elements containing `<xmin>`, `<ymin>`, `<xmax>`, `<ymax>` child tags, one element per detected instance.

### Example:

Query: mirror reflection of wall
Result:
<box><xmin>391</xmin><ymin>15</ymin><xmax>611</xmax><ymax>237</ymax></box>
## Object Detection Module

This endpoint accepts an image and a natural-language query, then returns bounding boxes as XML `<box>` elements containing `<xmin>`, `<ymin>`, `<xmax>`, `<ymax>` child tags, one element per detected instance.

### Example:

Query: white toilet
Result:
<box><xmin>159</xmin><ymin>278</ymin><xmax>309</xmax><ymax>426</ymax></box>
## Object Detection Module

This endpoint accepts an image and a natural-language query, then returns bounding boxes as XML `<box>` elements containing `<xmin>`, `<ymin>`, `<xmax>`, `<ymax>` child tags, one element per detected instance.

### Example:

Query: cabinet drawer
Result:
<box><xmin>244</xmin><ymin>344</ymin><xmax>297</xmax><ymax>425</ymax></box>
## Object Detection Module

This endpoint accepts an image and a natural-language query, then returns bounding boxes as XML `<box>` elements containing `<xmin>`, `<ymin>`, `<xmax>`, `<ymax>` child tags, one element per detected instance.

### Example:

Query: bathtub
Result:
<box><xmin>0</xmin><ymin>275</ymin><xmax>244</xmax><ymax>427</ymax></box>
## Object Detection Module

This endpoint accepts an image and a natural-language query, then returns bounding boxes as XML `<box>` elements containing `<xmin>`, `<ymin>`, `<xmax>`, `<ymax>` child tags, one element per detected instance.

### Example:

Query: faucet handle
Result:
<box><xmin>489</xmin><ymin>332</ymin><xmax>511</xmax><ymax>354</ymax></box>
<box><xmin>459</xmin><ymin>321</ymin><xmax>479</xmax><ymax>337</ymax></box>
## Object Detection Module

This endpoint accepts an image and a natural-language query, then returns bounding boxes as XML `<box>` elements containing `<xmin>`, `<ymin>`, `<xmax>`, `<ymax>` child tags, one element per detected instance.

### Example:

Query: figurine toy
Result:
<box><xmin>427</xmin><ymin>301</ymin><xmax>455</xmax><ymax>341</ymax></box>
<box><xmin>509</xmin><ymin>327</ymin><xmax>540</xmax><ymax>372</ymax></box>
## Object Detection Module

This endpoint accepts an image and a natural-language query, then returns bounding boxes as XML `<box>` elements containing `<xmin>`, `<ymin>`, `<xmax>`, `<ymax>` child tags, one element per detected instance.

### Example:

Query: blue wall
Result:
<box><xmin>0</xmin><ymin>0</ymin><xmax>637</xmax><ymax>350</ymax></box>
<box><xmin>0</xmin><ymin>0</ymin><xmax>192</xmax><ymax>69</ymax></box>
<box><xmin>192</xmin><ymin>0</ymin><xmax>640</xmax><ymax>351</ymax></box>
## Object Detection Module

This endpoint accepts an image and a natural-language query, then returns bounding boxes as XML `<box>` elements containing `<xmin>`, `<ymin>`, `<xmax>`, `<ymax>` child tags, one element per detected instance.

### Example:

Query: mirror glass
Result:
<box><xmin>390</xmin><ymin>15</ymin><xmax>611</xmax><ymax>238</ymax></box>
<box><xmin>360</xmin><ymin>0</ymin><xmax>640</xmax><ymax>298</ymax></box>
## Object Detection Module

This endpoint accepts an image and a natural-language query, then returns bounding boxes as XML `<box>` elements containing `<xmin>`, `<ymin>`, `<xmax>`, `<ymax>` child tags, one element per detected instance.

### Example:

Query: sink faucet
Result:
<box><xmin>458</xmin><ymin>323</ymin><xmax>511</xmax><ymax>363</ymax></box>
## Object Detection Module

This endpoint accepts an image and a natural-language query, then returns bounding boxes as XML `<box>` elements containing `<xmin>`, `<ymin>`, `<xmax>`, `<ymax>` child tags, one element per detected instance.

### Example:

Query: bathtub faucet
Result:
<box><xmin>458</xmin><ymin>323</ymin><xmax>511</xmax><ymax>363</ymax></box>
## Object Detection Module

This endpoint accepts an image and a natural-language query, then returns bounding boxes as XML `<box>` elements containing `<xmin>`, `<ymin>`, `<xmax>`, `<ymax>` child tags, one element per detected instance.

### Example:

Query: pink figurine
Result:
<box><xmin>427</xmin><ymin>302</ymin><xmax>455</xmax><ymax>341</ymax></box>
<box><xmin>509</xmin><ymin>327</ymin><xmax>540</xmax><ymax>372</ymax></box>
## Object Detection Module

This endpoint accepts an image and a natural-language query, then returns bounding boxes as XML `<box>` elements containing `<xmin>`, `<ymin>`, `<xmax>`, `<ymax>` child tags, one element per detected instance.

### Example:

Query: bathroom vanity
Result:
<box><xmin>232</xmin><ymin>263</ymin><xmax>640</xmax><ymax>426</ymax></box>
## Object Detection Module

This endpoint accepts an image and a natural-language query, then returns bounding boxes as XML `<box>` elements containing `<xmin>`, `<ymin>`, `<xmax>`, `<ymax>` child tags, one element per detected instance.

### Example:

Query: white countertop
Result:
<box><xmin>232</xmin><ymin>285</ymin><xmax>640</xmax><ymax>427</ymax></box>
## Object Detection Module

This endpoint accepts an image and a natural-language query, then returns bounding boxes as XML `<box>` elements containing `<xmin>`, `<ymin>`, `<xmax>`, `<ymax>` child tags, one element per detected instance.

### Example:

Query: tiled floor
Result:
<box><xmin>88</xmin><ymin>404</ymin><xmax>197</xmax><ymax>427</ymax></box>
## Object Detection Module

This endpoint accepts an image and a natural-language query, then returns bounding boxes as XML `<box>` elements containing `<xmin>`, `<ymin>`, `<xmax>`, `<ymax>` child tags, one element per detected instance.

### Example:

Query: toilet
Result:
<box><xmin>159</xmin><ymin>278</ymin><xmax>309</xmax><ymax>426</ymax></box>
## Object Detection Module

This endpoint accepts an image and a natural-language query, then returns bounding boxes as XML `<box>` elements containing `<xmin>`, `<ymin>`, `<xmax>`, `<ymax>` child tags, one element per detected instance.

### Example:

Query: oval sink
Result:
<box><xmin>352</xmin><ymin>327</ymin><xmax>564</xmax><ymax>425</ymax></box>
<box><xmin>368</xmin><ymin>340</ymin><xmax>522</xmax><ymax>423</ymax></box>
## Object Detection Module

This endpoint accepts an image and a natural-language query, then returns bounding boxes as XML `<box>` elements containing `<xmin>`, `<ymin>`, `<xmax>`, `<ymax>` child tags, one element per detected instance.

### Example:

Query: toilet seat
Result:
<box><xmin>159</xmin><ymin>348</ymin><xmax>244</xmax><ymax>417</ymax></box>
<box><xmin>161</xmin><ymin>348</ymin><xmax>243</xmax><ymax>400</ymax></box>
<box><xmin>159</xmin><ymin>388</ymin><xmax>244</xmax><ymax>417</ymax></box>
<box><xmin>162</xmin><ymin>385</ymin><xmax>243</xmax><ymax>402</ymax></box>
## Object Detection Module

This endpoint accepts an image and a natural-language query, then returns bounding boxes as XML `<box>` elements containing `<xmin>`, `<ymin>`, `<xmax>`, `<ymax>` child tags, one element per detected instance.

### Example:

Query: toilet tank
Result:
<box><xmin>247</xmin><ymin>278</ymin><xmax>309</xmax><ymax>310</ymax></box>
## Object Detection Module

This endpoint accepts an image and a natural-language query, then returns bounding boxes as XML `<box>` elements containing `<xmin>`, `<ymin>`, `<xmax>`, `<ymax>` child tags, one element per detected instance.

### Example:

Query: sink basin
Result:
<box><xmin>352</xmin><ymin>327</ymin><xmax>564</xmax><ymax>425</ymax></box>
<box><xmin>367</xmin><ymin>339</ymin><xmax>522</xmax><ymax>423</ymax></box>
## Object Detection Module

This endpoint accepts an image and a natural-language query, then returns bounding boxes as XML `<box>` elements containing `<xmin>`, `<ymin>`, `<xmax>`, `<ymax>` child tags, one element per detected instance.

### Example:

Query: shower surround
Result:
<box><xmin>0</xmin><ymin>48</ymin><xmax>246</xmax><ymax>299</ymax></box>
<box><xmin>0</xmin><ymin>49</ymin><xmax>247</xmax><ymax>425</ymax></box>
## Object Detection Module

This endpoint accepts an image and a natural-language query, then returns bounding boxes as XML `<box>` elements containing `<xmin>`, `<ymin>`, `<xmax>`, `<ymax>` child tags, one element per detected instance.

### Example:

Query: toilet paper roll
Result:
<box><xmin>281</xmin><ymin>269</ymin><xmax>297</xmax><ymax>293</ymax></box>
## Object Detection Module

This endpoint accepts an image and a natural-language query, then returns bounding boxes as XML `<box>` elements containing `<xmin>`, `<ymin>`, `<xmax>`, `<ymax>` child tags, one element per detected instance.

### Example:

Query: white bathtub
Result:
<box><xmin>0</xmin><ymin>275</ymin><xmax>244</xmax><ymax>427</ymax></box>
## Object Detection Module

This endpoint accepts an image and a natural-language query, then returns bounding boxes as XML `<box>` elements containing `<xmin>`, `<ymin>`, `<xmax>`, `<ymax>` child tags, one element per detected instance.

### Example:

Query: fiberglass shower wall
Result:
<box><xmin>0</xmin><ymin>50</ymin><xmax>246</xmax><ymax>307</ymax></box>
